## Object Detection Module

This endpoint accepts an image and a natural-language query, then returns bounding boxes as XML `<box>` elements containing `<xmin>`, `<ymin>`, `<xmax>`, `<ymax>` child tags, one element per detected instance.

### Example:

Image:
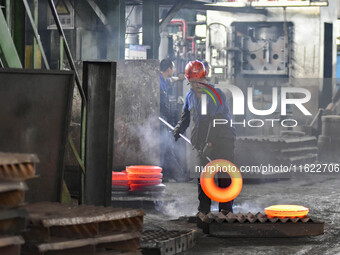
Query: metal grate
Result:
<box><xmin>198</xmin><ymin>211</ymin><xmax>314</xmax><ymax>224</ymax></box>
<box><xmin>141</xmin><ymin>230</ymin><xmax>195</xmax><ymax>255</ymax></box>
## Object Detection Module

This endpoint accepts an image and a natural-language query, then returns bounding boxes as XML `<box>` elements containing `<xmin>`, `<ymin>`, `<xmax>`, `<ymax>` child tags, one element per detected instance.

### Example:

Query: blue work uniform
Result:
<box><xmin>174</xmin><ymin>84</ymin><xmax>236</xmax><ymax>214</ymax></box>
<box><xmin>160</xmin><ymin>74</ymin><xmax>171</xmax><ymax>120</ymax></box>
<box><xmin>175</xmin><ymin>85</ymin><xmax>235</xmax><ymax>150</ymax></box>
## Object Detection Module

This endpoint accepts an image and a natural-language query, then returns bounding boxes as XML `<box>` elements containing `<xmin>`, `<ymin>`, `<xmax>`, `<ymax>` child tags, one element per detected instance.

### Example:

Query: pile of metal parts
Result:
<box><xmin>318</xmin><ymin>115</ymin><xmax>340</xmax><ymax>163</ymax></box>
<box><xmin>235</xmin><ymin>133</ymin><xmax>318</xmax><ymax>172</ymax></box>
<box><xmin>197</xmin><ymin>211</ymin><xmax>324</xmax><ymax>237</ymax></box>
<box><xmin>0</xmin><ymin>152</ymin><xmax>39</xmax><ymax>255</ymax></box>
<box><xmin>22</xmin><ymin>202</ymin><xmax>144</xmax><ymax>255</ymax></box>
<box><xmin>141</xmin><ymin>230</ymin><xmax>195</xmax><ymax>255</ymax></box>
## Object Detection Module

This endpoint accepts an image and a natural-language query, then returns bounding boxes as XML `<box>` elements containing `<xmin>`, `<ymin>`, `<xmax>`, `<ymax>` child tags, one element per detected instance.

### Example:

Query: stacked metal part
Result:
<box><xmin>23</xmin><ymin>202</ymin><xmax>145</xmax><ymax>255</ymax></box>
<box><xmin>112</xmin><ymin>172</ymin><xmax>130</xmax><ymax>192</ymax></box>
<box><xmin>126</xmin><ymin>166</ymin><xmax>165</xmax><ymax>192</ymax></box>
<box><xmin>0</xmin><ymin>152</ymin><xmax>38</xmax><ymax>255</ymax></box>
<box><xmin>318</xmin><ymin>115</ymin><xmax>340</xmax><ymax>163</ymax></box>
<box><xmin>112</xmin><ymin>166</ymin><xmax>165</xmax><ymax>193</ymax></box>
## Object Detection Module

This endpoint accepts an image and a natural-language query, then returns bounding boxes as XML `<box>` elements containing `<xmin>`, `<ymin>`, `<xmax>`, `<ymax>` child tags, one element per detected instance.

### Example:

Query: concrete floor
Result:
<box><xmin>143</xmin><ymin>176</ymin><xmax>340</xmax><ymax>254</ymax></box>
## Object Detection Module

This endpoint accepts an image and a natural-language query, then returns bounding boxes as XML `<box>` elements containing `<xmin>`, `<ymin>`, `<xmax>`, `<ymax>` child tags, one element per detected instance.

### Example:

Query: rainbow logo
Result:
<box><xmin>198</xmin><ymin>83</ymin><xmax>223</xmax><ymax>106</ymax></box>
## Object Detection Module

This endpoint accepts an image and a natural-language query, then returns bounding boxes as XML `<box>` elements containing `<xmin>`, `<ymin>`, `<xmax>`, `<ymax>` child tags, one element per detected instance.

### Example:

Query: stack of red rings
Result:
<box><xmin>112</xmin><ymin>172</ymin><xmax>129</xmax><ymax>187</ymax></box>
<box><xmin>126</xmin><ymin>165</ymin><xmax>162</xmax><ymax>191</ymax></box>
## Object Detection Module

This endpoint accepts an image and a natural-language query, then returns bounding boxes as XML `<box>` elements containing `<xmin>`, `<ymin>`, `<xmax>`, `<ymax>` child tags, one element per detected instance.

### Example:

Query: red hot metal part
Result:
<box><xmin>126</xmin><ymin>165</ymin><xmax>162</xmax><ymax>173</ymax></box>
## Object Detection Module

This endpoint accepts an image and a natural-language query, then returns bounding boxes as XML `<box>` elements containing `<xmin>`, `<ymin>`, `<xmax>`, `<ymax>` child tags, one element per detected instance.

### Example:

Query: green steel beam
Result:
<box><xmin>0</xmin><ymin>48</ymin><xmax>5</xmax><ymax>67</ymax></box>
<box><xmin>6</xmin><ymin>0</ymin><xmax>11</xmax><ymax>32</ymax></box>
<box><xmin>142</xmin><ymin>0</ymin><xmax>159</xmax><ymax>59</ymax></box>
<box><xmin>0</xmin><ymin>9</ymin><xmax>22</xmax><ymax>68</ymax></box>
<box><xmin>13</xmin><ymin>0</ymin><xmax>25</xmax><ymax>65</ymax></box>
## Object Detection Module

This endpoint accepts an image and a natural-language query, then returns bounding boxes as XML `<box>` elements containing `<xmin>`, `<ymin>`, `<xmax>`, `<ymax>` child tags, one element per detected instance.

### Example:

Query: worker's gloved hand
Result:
<box><xmin>178</xmin><ymin>73</ymin><xmax>185</xmax><ymax>80</ymax></box>
<box><xmin>173</xmin><ymin>129</ymin><xmax>181</xmax><ymax>141</ymax></box>
<box><xmin>202</xmin><ymin>142</ymin><xmax>213</xmax><ymax>158</ymax></box>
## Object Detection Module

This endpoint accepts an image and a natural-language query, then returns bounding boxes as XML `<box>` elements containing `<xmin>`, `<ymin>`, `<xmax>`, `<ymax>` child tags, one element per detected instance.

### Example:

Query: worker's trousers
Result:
<box><xmin>197</xmin><ymin>136</ymin><xmax>235</xmax><ymax>214</ymax></box>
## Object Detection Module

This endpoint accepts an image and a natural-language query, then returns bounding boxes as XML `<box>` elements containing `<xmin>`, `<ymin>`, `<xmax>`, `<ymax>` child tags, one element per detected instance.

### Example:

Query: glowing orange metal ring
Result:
<box><xmin>200</xmin><ymin>159</ymin><xmax>243</xmax><ymax>203</ymax></box>
<box><xmin>265</xmin><ymin>205</ymin><xmax>309</xmax><ymax>218</ymax></box>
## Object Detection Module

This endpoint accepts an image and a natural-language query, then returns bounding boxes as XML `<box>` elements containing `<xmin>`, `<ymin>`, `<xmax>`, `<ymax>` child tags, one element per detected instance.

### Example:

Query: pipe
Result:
<box><xmin>159</xmin><ymin>117</ymin><xmax>192</xmax><ymax>145</ymax></box>
<box><xmin>170</xmin><ymin>19</ymin><xmax>187</xmax><ymax>38</ymax></box>
<box><xmin>158</xmin><ymin>117</ymin><xmax>212</xmax><ymax>162</ymax></box>
<box><xmin>60</xmin><ymin>36</ymin><xmax>63</xmax><ymax>70</ymax></box>
<box><xmin>170</xmin><ymin>19</ymin><xmax>187</xmax><ymax>54</ymax></box>
<box><xmin>47</xmin><ymin>0</ymin><xmax>86</xmax><ymax>103</ymax></box>
<box><xmin>33</xmin><ymin>0</ymin><xmax>38</xmax><ymax>68</ymax></box>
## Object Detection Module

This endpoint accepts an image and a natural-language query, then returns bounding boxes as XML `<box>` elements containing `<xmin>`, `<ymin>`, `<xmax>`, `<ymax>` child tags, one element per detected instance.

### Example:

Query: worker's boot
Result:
<box><xmin>220</xmin><ymin>208</ymin><xmax>233</xmax><ymax>216</ymax></box>
<box><xmin>219</xmin><ymin>201</ymin><xmax>233</xmax><ymax>215</ymax></box>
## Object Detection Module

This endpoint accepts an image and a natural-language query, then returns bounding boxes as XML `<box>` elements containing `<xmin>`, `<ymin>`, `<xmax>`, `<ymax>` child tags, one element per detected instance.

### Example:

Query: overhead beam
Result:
<box><xmin>186</xmin><ymin>1</ymin><xmax>267</xmax><ymax>15</ymax></box>
<box><xmin>159</xmin><ymin>0</ymin><xmax>186</xmax><ymax>32</ymax></box>
<box><xmin>86</xmin><ymin>0</ymin><xmax>109</xmax><ymax>28</ymax></box>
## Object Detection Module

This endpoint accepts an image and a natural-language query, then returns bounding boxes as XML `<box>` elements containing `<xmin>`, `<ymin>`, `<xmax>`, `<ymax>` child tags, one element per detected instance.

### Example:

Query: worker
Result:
<box><xmin>173</xmin><ymin>60</ymin><xmax>236</xmax><ymax>214</ymax></box>
<box><xmin>160</xmin><ymin>58</ymin><xmax>185</xmax><ymax>122</ymax></box>
<box><xmin>202</xmin><ymin>60</ymin><xmax>211</xmax><ymax>76</ymax></box>
<box><xmin>160</xmin><ymin>58</ymin><xmax>175</xmax><ymax>120</ymax></box>
<box><xmin>159</xmin><ymin>58</ymin><xmax>186</xmax><ymax>181</ymax></box>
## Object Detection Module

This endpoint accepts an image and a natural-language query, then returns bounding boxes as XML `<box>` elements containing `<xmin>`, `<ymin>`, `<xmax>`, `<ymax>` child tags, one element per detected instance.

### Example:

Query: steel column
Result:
<box><xmin>13</xmin><ymin>0</ymin><xmax>25</xmax><ymax>65</ymax></box>
<box><xmin>142</xmin><ymin>0</ymin><xmax>159</xmax><ymax>59</ymax></box>
<box><xmin>106</xmin><ymin>0</ymin><xmax>125</xmax><ymax>60</ymax></box>
<box><xmin>83</xmin><ymin>61</ymin><xmax>116</xmax><ymax>206</ymax></box>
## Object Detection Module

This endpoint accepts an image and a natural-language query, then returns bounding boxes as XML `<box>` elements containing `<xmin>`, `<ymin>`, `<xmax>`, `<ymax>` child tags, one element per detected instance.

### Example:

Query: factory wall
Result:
<box><xmin>113</xmin><ymin>60</ymin><xmax>160</xmax><ymax>171</ymax></box>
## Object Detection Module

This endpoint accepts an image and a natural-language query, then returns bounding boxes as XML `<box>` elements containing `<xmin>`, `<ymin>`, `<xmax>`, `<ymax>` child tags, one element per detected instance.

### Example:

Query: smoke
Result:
<box><xmin>128</xmin><ymin>116</ymin><xmax>162</xmax><ymax>165</ymax></box>
<box><xmin>233</xmin><ymin>201</ymin><xmax>265</xmax><ymax>214</ymax></box>
<box><xmin>126</xmin><ymin>115</ymin><xmax>188</xmax><ymax>181</ymax></box>
<box><xmin>155</xmin><ymin>198</ymin><xmax>266</xmax><ymax>218</ymax></box>
<box><xmin>154</xmin><ymin>197</ymin><xmax>198</xmax><ymax>219</ymax></box>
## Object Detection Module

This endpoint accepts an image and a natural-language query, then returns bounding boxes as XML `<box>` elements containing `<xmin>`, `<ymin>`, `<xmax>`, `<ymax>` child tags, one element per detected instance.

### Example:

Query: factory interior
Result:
<box><xmin>0</xmin><ymin>0</ymin><xmax>340</xmax><ymax>254</ymax></box>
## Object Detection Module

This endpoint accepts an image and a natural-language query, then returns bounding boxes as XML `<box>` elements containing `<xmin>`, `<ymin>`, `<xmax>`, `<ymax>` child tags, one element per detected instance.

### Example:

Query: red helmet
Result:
<box><xmin>185</xmin><ymin>60</ymin><xmax>206</xmax><ymax>81</ymax></box>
